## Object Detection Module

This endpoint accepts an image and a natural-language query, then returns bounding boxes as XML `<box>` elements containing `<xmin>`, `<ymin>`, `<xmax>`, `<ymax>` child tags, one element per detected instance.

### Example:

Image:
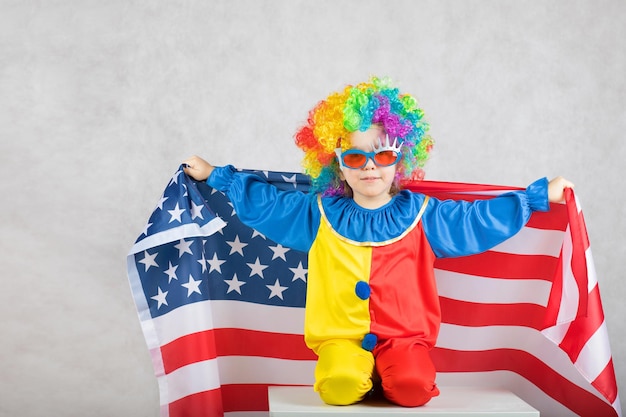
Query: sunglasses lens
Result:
<box><xmin>342</xmin><ymin>153</ymin><xmax>366</xmax><ymax>168</ymax></box>
<box><xmin>374</xmin><ymin>150</ymin><xmax>399</xmax><ymax>166</ymax></box>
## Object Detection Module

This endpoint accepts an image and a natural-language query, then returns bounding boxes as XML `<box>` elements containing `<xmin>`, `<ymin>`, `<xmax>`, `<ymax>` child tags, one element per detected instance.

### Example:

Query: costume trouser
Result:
<box><xmin>313</xmin><ymin>338</ymin><xmax>440</xmax><ymax>407</ymax></box>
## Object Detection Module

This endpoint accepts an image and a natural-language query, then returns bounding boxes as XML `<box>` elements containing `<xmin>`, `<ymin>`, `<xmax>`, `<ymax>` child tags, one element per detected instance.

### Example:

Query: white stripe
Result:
<box><xmin>491</xmin><ymin>226</ymin><xmax>565</xmax><ymax>257</ymax></box>
<box><xmin>129</xmin><ymin>217</ymin><xmax>227</xmax><ymax>255</ymax></box>
<box><xmin>161</xmin><ymin>357</ymin><xmax>316</xmax><ymax>404</ymax></box>
<box><xmin>149</xmin><ymin>300</ymin><xmax>305</xmax><ymax>346</ymax></box>
<box><xmin>575</xmin><ymin>319</ymin><xmax>613</xmax><ymax>382</ymax></box>
<box><xmin>159</xmin><ymin>358</ymin><xmax>221</xmax><ymax>405</ymax></box>
<box><xmin>435</xmin><ymin>269</ymin><xmax>550</xmax><ymax>306</ymax></box>
<box><xmin>225</xmin><ymin>413</ymin><xmax>268</xmax><ymax>417</ymax></box>
<box><xmin>557</xmin><ymin>224</ymin><xmax>580</xmax><ymax>326</ymax></box>
<box><xmin>211</xmin><ymin>300</ymin><xmax>305</xmax><ymax>333</ymax></box>
<box><xmin>586</xmin><ymin>247</ymin><xmax>598</xmax><ymax>290</ymax></box>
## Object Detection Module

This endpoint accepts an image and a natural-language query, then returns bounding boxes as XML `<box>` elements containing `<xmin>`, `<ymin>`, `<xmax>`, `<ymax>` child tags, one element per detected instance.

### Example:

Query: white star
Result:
<box><xmin>141</xmin><ymin>222</ymin><xmax>152</xmax><ymax>237</ymax></box>
<box><xmin>227</xmin><ymin>202</ymin><xmax>236</xmax><ymax>217</ymax></box>
<box><xmin>190</xmin><ymin>201</ymin><xmax>204</xmax><ymax>220</ymax></box>
<box><xmin>224</xmin><ymin>273</ymin><xmax>246</xmax><ymax>294</ymax></box>
<box><xmin>281</xmin><ymin>174</ymin><xmax>298</xmax><ymax>189</ymax></box>
<box><xmin>247</xmin><ymin>257</ymin><xmax>268</xmax><ymax>279</ymax></box>
<box><xmin>266</xmin><ymin>278</ymin><xmax>288</xmax><ymax>300</ymax></box>
<box><xmin>181</xmin><ymin>274</ymin><xmax>202</xmax><ymax>296</ymax></box>
<box><xmin>197</xmin><ymin>252</ymin><xmax>207</xmax><ymax>272</ymax></box>
<box><xmin>227</xmin><ymin>235</ymin><xmax>248</xmax><ymax>256</ymax></box>
<box><xmin>169</xmin><ymin>169</ymin><xmax>182</xmax><ymax>186</ymax></box>
<box><xmin>182</xmin><ymin>183</ymin><xmax>188</xmax><ymax>197</ymax></box>
<box><xmin>156</xmin><ymin>195</ymin><xmax>168</xmax><ymax>210</ymax></box>
<box><xmin>164</xmin><ymin>261</ymin><xmax>178</xmax><ymax>283</ymax></box>
<box><xmin>251</xmin><ymin>229</ymin><xmax>266</xmax><ymax>239</ymax></box>
<box><xmin>151</xmin><ymin>287</ymin><xmax>168</xmax><ymax>309</ymax></box>
<box><xmin>168</xmin><ymin>203</ymin><xmax>185</xmax><ymax>223</ymax></box>
<box><xmin>269</xmin><ymin>243</ymin><xmax>289</xmax><ymax>261</ymax></box>
<box><xmin>207</xmin><ymin>253</ymin><xmax>226</xmax><ymax>273</ymax></box>
<box><xmin>174</xmin><ymin>239</ymin><xmax>194</xmax><ymax>258</ymax></box>
<box><xmin>289</xmin><ymin>261</ymin><xmax>308</xmax><ymax>283</ymax></box>
<box><xmin>138</xmin><ymin>250</ymin><xmax>159</xmax><ymax>271</ymax></box>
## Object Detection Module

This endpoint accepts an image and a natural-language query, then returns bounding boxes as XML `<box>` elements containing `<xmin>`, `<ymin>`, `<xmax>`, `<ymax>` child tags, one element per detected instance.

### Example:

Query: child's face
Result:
<box><xmin>339</xmin><ymin>125</ymin><xmax>397</xmax><ymax>209</ymax></box>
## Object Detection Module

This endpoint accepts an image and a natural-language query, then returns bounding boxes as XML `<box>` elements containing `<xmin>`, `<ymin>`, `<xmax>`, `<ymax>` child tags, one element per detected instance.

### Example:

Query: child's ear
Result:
<box><xmin>338</xmin><ymin>170</ymin><xmax>345</xmax><ymax>181</ymax></box>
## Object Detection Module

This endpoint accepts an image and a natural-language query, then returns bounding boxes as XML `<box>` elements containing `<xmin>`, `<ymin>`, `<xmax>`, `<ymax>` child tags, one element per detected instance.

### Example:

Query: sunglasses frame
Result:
<box><xmin>335</xmin><ymin>148</ymin><xmax>402</xmax><ymax>170</ymax></box>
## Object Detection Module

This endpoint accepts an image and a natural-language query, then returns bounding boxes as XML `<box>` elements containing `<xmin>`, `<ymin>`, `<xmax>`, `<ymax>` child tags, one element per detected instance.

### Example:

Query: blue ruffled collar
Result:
<box><xmin>320</xmin><ymin>190</ymin><xmax>428</xmax><ymax>244</ymax></box>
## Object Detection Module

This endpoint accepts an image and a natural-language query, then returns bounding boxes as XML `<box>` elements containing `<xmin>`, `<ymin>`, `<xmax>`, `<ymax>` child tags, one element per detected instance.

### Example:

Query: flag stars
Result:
<box><xmin>224</xmin><ymin>273</ymin><xmax>246</xmax><ymax>295</ymax></box>
<box><xmin>227</xmin><ymin>202</ymin><xmax>236</xmax><ymax>217</ymax></box>
<box><xmin>139</xmin><ymin>250</ymin><xmax>159</xmax><ymax>272</ymax></box>
<box><xmin>151</xmin><ymin>287</ymin><xmax>168</xmax><ymax>309</ymax></box>
<box><xmin>168</xmin><ymin>203</ymin><xmax>185</xmax><ymax>223</ymax></box>
<box><xmin>181</xmin><ymin>274</ymin><xmax>202</xmax><ymax>297</ymax></box>
<box><xmin>174</xmin><ymin>239</ymin><xmax>194</xmax><ymax>258</ymax></box>
<box><xmin>266</xmin><ymin>278</ymin><xmax>288</xmax><ymax>300</ymax></box>
<box><xmin>227</xmin><ymin>235</ymin><xmax>248</xmax><ymax>256</ymax></box>
<box><xmin>207</xmin><ymin>253</ymin><xmax>226</xmax><ymax>274</ymax></box>
<box><xmin>164</xmin><ymin>261</ymin><xmax>179</xmax><ymax>283</ymax></box>
<box><xmin>197</xmin><ymin>252</ymin><xmax>207</xmax><ymax>273</ymax></box>
<box><xmin>141</xmin><ymin>222</ymin><xmax>153</xmax><ymax>237</ymax></box>
<box><xmin>289</xmin><ymin>262</ymin><xmax>308</xmax><ymax>283</ymax></box>
<box><xmin>251</xmin><ymin>229</ymin><xmax>266</xmax><ymax>240</ymax></box>
<box><xmin>156</xmin><ymin>195</ymin><xmax>168</xmax><ymax>210</ymax></box>
<box><xmin>269</xmin><ymin>244</ymin><xmax>289</xmax><ymax>261</ymax></box>
<box><xmin>247</xmin><ymin>257</ymin><xmax>269</xmax><ymax>279</ymax></box>
<box><xmin>190</xmin><ymin>201</ymin><xmax>204</xmax><ymax>220</ymax></box>
<box><xmin>281</xmin><ymin>174</ymin><xmax>298</xmax><ymax>189</ymax></box>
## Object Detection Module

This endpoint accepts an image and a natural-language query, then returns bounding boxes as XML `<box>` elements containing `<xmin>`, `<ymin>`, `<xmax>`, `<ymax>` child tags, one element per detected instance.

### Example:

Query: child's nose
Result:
<box><xmin>363</xmin><ymin>157</ymin><xmax>377</xmax><ymax>169</ymax></box>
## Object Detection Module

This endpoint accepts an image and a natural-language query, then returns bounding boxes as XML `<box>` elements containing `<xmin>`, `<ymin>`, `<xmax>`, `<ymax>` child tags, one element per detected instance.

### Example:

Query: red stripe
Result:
<box><xmin>439</xmin><ymin>297</ymin><xmax>546</xmax><ymax>329</ymax></box>
<box><xmin>542</xmin><ymin>247</ymin><xmax>564</xmax><ymax>328</ymax></box>
<box><xmin>222</xmin><ymin>383</ymin><xmax>270</xmax><ymax>412</ymax></box>
<box><xmin>161</xmin><ymin>329</ymin><xmax>315</xmax><ymax>374</ymax></box>
<box><xmin>525</xmin><ymin>203</ymin><xmax>568</xmax><ymax>230</ymax></box>
<box><xmin>434</xmin><ymin>251</ymin><xmax>559</xmax><ymax>280</ymax></box>
<box><xmin>169</xmin><ymin>388</ymin><xmax>223</xmax><ymax>417</ymax></box>
<box><xmin>432</xmin><ymin>348</ymin><xmax>618</xmax><ymax>417</ymax></box>
<box><xmin>558</xmin><ymin>283</ymin><xmax>605</xmax><ymax>363</ymax></box>
<box><xmin>565</xmin><ymin>189</ymin><xmax>589</xmax><ymax>318</ymax></box>
<box><xmin>593</xmin><ymin>358</ymin><xmax>618</xmax><ymax>404</ymax></box>
<box><xmin>404</xmin><ymin>180</ymin><xmax>522</xmax><ymax>194</ymax></box>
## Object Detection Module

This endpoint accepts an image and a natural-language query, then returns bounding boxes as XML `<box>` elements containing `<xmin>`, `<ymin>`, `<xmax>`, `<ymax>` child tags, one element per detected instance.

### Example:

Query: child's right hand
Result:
<box><xmin>183</xmin><ymin>155</ymin><xmax>214</xmax><ymax>181</ymax></box>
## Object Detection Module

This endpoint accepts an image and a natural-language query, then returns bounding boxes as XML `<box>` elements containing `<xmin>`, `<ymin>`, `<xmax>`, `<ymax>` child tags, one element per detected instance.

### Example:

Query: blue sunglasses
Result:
<box><xmin>335</xmin><ymin>148</ymin><xmax>402</xmax><ymax>169</ymax></box>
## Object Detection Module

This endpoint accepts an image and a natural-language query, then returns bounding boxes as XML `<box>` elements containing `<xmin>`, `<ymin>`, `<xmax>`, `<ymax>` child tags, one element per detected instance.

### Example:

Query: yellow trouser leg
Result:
<box><xmin>313</xmin><ymin>339</ymin><xmax>375</xmax><ymax>405</ymax></box>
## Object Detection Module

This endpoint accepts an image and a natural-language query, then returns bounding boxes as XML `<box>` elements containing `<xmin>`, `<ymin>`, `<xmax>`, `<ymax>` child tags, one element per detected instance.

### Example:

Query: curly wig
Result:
<box><xmin>294</xmin><ymin>76</ymin><xmax>433</xmax><ymax>196</ymax></box>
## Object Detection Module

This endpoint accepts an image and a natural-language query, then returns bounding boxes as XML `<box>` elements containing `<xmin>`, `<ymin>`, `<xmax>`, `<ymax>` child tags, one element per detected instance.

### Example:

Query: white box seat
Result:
<box><xmin>268</xmin><ymin>386</ymin><xmax>539</xmax><ymax>416</ymax></box>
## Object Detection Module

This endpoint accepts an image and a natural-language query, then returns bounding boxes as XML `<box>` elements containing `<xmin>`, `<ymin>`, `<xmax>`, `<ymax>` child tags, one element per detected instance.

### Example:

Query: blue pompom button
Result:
<box><xmin>361</xmin><ymin>333</ymin><xmax>378</xmax><ymax>351</ymax></box>
<box><xmin>355</xmin><ymin>281</ymin><xmax>371</xmax><ymax>300</ymax></box>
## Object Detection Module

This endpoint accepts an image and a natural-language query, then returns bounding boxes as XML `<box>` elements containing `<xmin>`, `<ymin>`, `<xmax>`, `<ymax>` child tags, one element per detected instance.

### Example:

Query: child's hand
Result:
<box><xmin>183</xmin><ymin>155</ymin><xmax>214</xmax><ymax>181</ymax></box>
<box><xmin>548</xmin><ymin>176</ymin><xmax>575</xmax><ymax>203</ymax></box>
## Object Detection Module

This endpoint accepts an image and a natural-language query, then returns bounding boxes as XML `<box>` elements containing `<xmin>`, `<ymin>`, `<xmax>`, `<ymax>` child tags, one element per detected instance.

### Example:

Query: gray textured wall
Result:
<box><xmin>1</xmin><ymin>1</ymin><xmax>624</xmax><ymax>416</ymax></box>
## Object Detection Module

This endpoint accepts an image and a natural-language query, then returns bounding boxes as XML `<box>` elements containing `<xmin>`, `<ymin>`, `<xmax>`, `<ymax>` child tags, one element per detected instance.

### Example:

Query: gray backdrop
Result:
<box><xmin>1</xmin><ymin>1</ymin><xmax>624</xmax><ymax>416</ymax></box>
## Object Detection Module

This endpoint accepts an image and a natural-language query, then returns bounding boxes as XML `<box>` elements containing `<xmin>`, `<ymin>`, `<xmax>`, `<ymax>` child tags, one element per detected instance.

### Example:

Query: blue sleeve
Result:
<box><xmin>207</xmin><ymin>165</ymin><xmax>320</xmax><ymax>252</ymax></box>
<box><xmin>422</xmin><ymin>177</ymin><xmax>550</xmax><ymax>258</ymax></box>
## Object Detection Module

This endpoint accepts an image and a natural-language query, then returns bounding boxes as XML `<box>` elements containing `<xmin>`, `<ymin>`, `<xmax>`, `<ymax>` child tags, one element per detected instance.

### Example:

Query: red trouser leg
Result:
<box><xmin>373</xmin><ymin>338</ymin><xmax>440</xmax><ymax>407</ymax></box>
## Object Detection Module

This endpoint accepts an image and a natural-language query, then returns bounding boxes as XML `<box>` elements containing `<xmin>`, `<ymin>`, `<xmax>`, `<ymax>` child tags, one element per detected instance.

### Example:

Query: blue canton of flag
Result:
<box><xmin>128</xmin><ymin>166</ymin><xmax>311</xmax><ymax>320</ymax></box>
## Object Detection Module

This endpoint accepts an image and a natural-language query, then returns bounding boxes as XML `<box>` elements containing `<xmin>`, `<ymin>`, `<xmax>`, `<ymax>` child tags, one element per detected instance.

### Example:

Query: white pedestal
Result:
<box><xmin>268</xmin><ymin>386</ymin><xmax>539</xmax><ymax>416</ymax></box>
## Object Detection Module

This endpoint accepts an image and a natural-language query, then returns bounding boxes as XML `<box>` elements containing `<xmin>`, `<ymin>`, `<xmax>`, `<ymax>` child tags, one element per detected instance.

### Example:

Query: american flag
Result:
<box><xmin>127</xmin><ymin>166</ymin><xmax>621</xmax><ymax>417</ymax></box>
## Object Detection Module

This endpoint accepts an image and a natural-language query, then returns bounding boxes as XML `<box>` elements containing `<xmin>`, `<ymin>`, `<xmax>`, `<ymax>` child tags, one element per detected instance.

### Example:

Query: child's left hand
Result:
<box><xmin>548</xmin><ymin>176</ymin><xmax>575</xmax><ymax>203</ymax></box>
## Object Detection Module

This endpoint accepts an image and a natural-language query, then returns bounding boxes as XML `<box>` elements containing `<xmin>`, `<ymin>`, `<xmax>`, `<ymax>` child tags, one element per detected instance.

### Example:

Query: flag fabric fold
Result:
<box><xmin>127</xmin><ymin>167</ymin><xmax>621</xmax><ymax>417</ymax></box>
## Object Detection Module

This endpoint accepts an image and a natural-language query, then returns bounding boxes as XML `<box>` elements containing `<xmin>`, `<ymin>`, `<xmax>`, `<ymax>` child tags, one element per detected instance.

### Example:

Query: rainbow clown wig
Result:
<box><xmin>294</xmin><ymin>76</ymin><xmax>433</xmax><ymax>196</ymax></box>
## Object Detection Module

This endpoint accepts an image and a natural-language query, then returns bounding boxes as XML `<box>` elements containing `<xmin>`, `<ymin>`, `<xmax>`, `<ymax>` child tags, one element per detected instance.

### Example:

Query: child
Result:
<box><xmin>183</xmin><ymin>77</ymin><xmax>573</xmax><ymax>408</ymax></box>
